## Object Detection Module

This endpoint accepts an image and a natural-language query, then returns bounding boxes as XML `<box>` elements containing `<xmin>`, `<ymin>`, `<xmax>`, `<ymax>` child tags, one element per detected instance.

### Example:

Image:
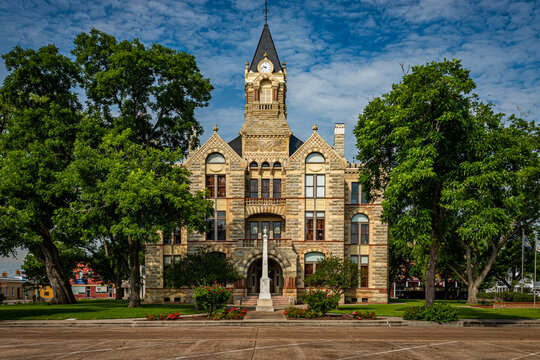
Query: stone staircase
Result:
<box><xmin>241</xmin><ymin>295</ymin><xmax>291</xmax><ymax>309</ymax></box>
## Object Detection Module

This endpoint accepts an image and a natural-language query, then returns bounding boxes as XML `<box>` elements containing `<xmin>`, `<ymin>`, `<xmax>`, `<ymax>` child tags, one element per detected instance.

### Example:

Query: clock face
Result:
<box><xmin>260</xmin><ymin>61</ymin><xmax>272</xmax><ymax>73</ymax></box>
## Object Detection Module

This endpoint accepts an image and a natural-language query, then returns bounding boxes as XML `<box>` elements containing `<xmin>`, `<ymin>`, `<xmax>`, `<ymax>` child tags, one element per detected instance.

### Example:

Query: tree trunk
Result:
<box><xmin>128</xmin><ymin>236</ymin><xmax>141</xmax><ymax>307</ymax></box>
<box><xmin>425</xmin><ymin>241</ymin><xmax>439</xmax><ymax>307</ymax></box>
<box><xmin>114</xmin><ymin>259</ymin><xmax>125</xmax><ymax>300</ymax></box>
<box><xmin>468</xmin><ymin>282</ymin><xmax>479</xmax><ymax>304</ymax></box>
<box><xmin>38</xmin><ymin>237</ymin><xmax>76</xmax><ymax>305</ymax></box>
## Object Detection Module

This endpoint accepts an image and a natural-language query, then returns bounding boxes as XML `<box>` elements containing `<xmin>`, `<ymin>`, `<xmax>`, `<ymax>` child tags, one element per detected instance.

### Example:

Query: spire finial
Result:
<box><xmin>313</xmin><ymin>123</ymin><xmax>318</xmax><ymax>131</ymax></box>
<box><xmin>213</xmin><ymin>124</ymin><xmax>219</xmax><ymax>133</ymax></box>
<box><xmin>264</xmin><ymin>0</ymin><xmax>268</xmax><ymax>24</ymax></box>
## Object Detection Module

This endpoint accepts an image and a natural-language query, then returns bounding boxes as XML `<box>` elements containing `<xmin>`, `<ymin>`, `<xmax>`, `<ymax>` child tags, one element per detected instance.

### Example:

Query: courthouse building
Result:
<box><xmin>145</xmin><ymin>21</ymin><xmax>388</xmax><ymax>305</ymax></box>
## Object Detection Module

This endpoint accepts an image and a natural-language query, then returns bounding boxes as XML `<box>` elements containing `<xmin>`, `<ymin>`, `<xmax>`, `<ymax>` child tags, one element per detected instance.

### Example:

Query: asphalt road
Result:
<box><xmin>1</xmin><ymin>326</ymin><xmax>540</xmax><ymax>359</ymax></box>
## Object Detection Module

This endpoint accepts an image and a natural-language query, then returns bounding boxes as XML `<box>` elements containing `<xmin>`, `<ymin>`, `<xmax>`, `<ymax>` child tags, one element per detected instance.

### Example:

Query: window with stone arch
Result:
<box><xmin>305</xmin><ymin>152</ymin><xmax>325</xmax><ymax>198</ymax></box>
<box><xmin>205</xmin><ymin>153</ymin><xmax>226</xmax><ymax>198</ymax></box>
<box><xmin>304</xmin><ymin>252</ymin><xmax>325</xmax><ymax>279</ymax></box>
<box><xmin>259</xmin><ymin>79</ymin><xmax>272</xmax><ymax>104</ymax></box>
<box><xmin>351</xmin><ymin>214</ymin><xmax>369</xmax><ymax>245</ymax></box>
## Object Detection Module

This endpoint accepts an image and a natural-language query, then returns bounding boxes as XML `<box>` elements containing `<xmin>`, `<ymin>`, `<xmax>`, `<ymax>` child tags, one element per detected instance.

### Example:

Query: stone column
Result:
<box><xmin>256</xmin><ymin>227</ymin><xmax>274</xmax><ymax>311</ymax></box>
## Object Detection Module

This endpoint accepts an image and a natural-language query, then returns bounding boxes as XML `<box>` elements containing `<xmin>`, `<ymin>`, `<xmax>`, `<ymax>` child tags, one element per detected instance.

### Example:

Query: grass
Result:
<box><xmin>2</xmin><ymin>298</ymin><xmax>540</xmax><ymax>321</ymax></box>
<box><xmin>0</xmin><ymin>299</ymin><xmax>197</xmax><ymax>320</ymax></box>
<box><xmin>336</xmin><ymin>299</ymin><xmax>540</xmax><ymax>320</ymax></box>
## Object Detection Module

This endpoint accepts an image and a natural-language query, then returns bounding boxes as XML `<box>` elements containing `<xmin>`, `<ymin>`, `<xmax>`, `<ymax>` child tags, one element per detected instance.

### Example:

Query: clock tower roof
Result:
<box><xmin>250</xmin><ymin>23</ymin><xmax>282</xmax><ymax>73</ymax></box>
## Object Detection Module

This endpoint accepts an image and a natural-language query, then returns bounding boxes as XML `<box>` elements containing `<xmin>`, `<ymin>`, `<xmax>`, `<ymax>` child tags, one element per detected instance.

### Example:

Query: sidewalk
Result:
<box><xmin>2</xmin><ymin>311</ymin><xmax>540</xmax><ymax>328</ymax></box>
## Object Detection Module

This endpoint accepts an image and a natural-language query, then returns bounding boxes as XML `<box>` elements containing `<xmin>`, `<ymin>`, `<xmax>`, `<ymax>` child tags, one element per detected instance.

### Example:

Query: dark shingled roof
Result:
<box><xmin>228</xmin><ymin>135</ymin><xmax>242</xmax><ymax>157</ymax></box>
<box><xmin>289</xmin><ymin>135</ymin><xmax>303</xmax><ymax>156</ymax></box>
<box><xmin>250</xmin><ymin>23</ymin><xmax>282</xmax><ymax>73</ymax></box>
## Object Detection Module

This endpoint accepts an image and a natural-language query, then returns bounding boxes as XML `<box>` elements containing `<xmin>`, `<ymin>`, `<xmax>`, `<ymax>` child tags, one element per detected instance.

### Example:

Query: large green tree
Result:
<box><xmin>442</xmin><ymin>113</ymin><xmax>539</xmax><ymax>303</ymax></box>
<box><xmin>355</xmin><ymin>59</ymin><xmax>484</xmax><ymax>307</ymax></box>
<box><xmin>0</xmin><ymin>45</ymin><xmax>82</xmax><ymax>304</ymax></box>
<box><xmin>66</xmin><ymin>29</ymin><xmax>214</xmax><ymax>307</ymax></box>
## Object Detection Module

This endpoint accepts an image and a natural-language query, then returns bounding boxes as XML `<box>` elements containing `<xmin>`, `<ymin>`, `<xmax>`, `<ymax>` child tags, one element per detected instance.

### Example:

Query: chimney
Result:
<box><xmin>333</xmin><ymin>123</ymin><xmax>345</xmax><ymax>158</ymax></box>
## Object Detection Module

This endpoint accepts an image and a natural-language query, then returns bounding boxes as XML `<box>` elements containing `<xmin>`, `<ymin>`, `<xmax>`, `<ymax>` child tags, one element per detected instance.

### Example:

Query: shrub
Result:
<box><xmin>512</xmin><ymin>293</ymin><xmax>534</xmax><ymax>302</ymax></box>
<box><xmin>402</xmin><ymin>305</ymin><xmax>425</xmax><ymax>320</ymax></box>
<box><xmin>301</xmin><ymin>289</ymin><xmax>340</xmax><ymax>315</ymax></box>
<box><xmin>283</xmin><ymin>307</ymin><xmax>320</xmax><ymax>319</ymax></box>
<box><xmin>423</xmin><ymin>303</ymin><xmax>458</xmax><ymax>323</ymax></box>
<box><xmin>164</xmin><ymin>250</ymin><xmax>241</xmax><ymax>288</ymax></box>
<box><xmin>304</xmin><ymin>256</ymin><xmax>358</xmax><ymax>294</ymax></box>
<box><xmin>349</xmin><ymin>311</ymin><xmax>377</xmax><ymax>320</ymax></box>
<box><xmin>0</xmin><ymin>293</ymin><xmax>5</xmax><ymax>304</ymax></box>
<box><xmin>212</xmin><ymin>307</ymin><xmax>247</xmax><ymax>320</ymax></box>
<box><xmin>193</xmin><ymin>283</ymin><xmax>231</xmax><ymax>315</ymax></box>
<box><xmin>497</xmin><ymin>291</ymin><xmax>514</xmax><ymax>302</ymax></box>
<box><xmin>145</xmin><ymin>311</ymin><xmax>182</xmax><ymax>321</ymax></box>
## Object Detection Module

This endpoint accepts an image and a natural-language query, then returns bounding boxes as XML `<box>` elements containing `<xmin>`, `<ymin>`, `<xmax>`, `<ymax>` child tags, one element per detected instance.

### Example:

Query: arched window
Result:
<box><xmin>351</xmin><ymin>214</ymin><xmax>369</xmax><ymax>245</ymax></box>
<box><xmin>206</xmin><ymin>153</ymin><xmax>225</xmax><ymax>164</ymax></box>
<box><xmin>250</xmin><ymin>161</ymin><xmax>258</xmax><ymax>168</ymax></box>
<box><xmin>259</xmin><ymin>79</ymin><xmax>272</xmax><ymax>104</ymax></box>
<box><xmin>306</xmin><ymin>152</ymin><xmax>325</xmax><ymax>164</ymax></box>
<box><xmin>304</xmin><ymin>252</ymin><xmax>325</xmax><ymax>279</ymax></box>
<box><xmin>261</xmin><ymin>162</ymin><xmax>270</xmax><ymax>168</ymax></box>
<box><xmin>273</xmin><ymin>162</ymin><xmax>281</xmax><ymax>168</ymax></box>
<box><xmin>206</xmin><ymin>153</ymin><xmax>225</xmax><ymax>198</ymax></box>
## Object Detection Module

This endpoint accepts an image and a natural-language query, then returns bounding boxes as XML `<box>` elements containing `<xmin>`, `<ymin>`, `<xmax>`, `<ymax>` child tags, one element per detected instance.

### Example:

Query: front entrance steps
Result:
<box><xmin>241</xmin><ymin>294</ymin><xmax>291</xmax><ymax>309</ymax></box>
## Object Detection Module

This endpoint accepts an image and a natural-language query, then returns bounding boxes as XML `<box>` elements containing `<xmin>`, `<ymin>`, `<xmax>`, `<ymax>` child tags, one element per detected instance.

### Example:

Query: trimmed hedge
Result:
<box><xmin>402</xmin><ymin>303</ymin><xmax>458</xmax><ymax>323</ymax></box>
<box><xmin>477</xmin><ymin>291</ymin><xmax>535</xmax><ymax>302</ymax></box>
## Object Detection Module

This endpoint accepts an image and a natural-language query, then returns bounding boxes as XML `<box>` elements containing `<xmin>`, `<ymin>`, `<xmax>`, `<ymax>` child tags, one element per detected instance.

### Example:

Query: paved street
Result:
<box><xmin>1</xmin><ymin>325</ymin><xmax>540</xmax><ymax>359</ymax></box>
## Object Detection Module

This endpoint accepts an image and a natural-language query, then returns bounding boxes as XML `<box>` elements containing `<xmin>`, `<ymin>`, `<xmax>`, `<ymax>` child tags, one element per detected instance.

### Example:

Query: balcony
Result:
<box><xmin>238</xmin><ymin>238</ymin><xmax>292</xmax><ymax>248</ymax></box>
<box><xmin>244</xmin><ymin>198</ymin><xmax>286</xmax><ymax>216</ymax></box>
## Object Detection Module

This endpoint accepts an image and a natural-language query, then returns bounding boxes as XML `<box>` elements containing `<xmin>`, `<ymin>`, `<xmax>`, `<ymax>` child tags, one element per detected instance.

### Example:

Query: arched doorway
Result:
<box><xmin>247</xmin><ymin>258</ymin><xmax>283</xmax><ymax>295</ymax></box>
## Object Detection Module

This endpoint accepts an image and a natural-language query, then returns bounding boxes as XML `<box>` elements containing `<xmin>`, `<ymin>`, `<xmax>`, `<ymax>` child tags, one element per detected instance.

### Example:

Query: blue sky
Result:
<box><xmin>0</xmin><ymin>0</ymin><xmax>538</xmax><ymax>265</ymax></box>
<box><xmin>0</xmin><ymin>0</ymin><xmax>538</xmax><ymax>162</ymax></box>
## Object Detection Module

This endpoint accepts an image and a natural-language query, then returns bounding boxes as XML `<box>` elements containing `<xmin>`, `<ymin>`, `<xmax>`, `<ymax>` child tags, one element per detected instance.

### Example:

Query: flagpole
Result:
<box><xmin>534</xmin><ymin>234</ymin><xmax>537</xmax><ymax>308</ymax></box>
<box><xmin>522</xmin><ymin>229</ymin><xmax>525</xmax><ymax>294</ymax></box>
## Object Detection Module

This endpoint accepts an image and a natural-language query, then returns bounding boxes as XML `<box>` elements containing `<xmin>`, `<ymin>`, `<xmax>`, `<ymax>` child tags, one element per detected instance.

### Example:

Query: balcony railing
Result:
<box><xmin>245</xmin><ymin>198</ymin><xmax>286</xmax><ymax>206</ymax></box>
<box><xmin>238</xmin><ymin>238</ymin><xmax>291</xmax><ymax>248</ymax></box>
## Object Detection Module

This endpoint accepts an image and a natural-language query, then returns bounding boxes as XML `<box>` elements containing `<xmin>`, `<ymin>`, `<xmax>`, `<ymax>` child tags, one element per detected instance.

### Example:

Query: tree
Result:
<box><xmin>441</xmin><ymin>114</ymin><xmax>539</xmax><ymax>303</ymax></box>
<box><xmin>355</xmin><ymin>59</ymin><xmax>483</xmax><ymax>307</ymax></box>
<box><xmin>164</xmin><ymin>250</ymin><xmax>241</xmax><ymax>288</ymax></box>
<box><xmin>67</xmin><ymin>29</ymin><xmax>215</xmax><ymax>307</ymax></box>
<box><xmin>304</xmin><ymin>256</ymin><xmax>359</xmax><ymax>295</ymax></box>
<box><xmin>0</xmin><ymin>45</ymin><xmax>82</xmax><ymax>304</ymax></box>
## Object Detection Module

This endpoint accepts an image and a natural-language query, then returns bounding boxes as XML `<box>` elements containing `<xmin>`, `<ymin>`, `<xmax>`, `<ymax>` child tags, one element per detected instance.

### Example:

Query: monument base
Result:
<box><xmin>256</xmin><ymin>298</ymin><xmax>275</xmax><ymax>312</ymax></box>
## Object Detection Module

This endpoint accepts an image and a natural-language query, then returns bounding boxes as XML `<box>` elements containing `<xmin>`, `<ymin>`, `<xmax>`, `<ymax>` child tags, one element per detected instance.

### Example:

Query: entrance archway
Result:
<box><xmin>246</xmin><ymin>258</ymin><xmax>283</xmax><ymax>295</ymax></box>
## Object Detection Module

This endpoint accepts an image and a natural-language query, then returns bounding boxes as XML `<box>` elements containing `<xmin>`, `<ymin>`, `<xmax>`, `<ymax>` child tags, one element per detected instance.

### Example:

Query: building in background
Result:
<box><xmin>145</xmin><ymin>20</ymin><xmax>388</xmax><ymax>305</ymax></box>
<box><xmin>70</xmin><ymin>264</ymin><xmax>115</xmax><ymax>300</ymax></box>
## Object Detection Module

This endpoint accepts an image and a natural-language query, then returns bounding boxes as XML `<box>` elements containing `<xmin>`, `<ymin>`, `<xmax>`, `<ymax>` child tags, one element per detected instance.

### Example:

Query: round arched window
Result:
<box><xmin>250</xmin><ymin>161</ymin><xmax>258</xmax><ymax>168</ymax></box>
<box><xmin>206</xmin><ymin>153</ymin><xmax>225</xmax><ymax>164</ymax></box>
<box><xmin>261</xmin><ymin>162</ymin><xmax>270</xmax><ymax>168</ymax></box>
<box><xmin>306</xmin><ymin>152</ymin><xmax>325</xmax><ymax>163</ymax></box>
<box><xmin>304</xmin><ymin>252</ymin><xmax>325</xmax><ymax>279</ymax></box>
<box><xmin>351</xmin><ymin>214</ymin><xmax>369</xmax><ymax>245</ymax></box>
<box><xmin>273</xmin><ymin>162</ymin><xmax>281</xmax><ymax>168</ymax></box>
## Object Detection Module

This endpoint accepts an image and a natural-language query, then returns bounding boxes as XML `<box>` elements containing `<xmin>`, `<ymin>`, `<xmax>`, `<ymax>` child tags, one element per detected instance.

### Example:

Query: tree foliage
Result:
<box><xmin>0</xmin><ymin>45</ymin><xmax>83</xmax><ymax>304</ymax></box>
<box><xmin>164</xmin><ymin>250</ymin><xmax>241</xmax><ymax>288</ymax></box>
<box><xmin>355</xmin><ymin>59</ymin><xmax>539</xmax><ymax>305</ymax></box>
<box><xmin>62</xmin><ymin>29</ymin><xmax>214</xmax><ymax>307</ymax></box>
<box><xmin>304</xmin><ymin>256</ymin><xmax>359</xmax><ymax>295</ymax></box>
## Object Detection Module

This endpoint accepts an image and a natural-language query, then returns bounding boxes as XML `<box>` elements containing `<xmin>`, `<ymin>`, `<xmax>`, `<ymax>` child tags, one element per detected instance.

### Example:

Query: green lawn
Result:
<box><xmin>336</xmin><ymin>299</ymin><xmax>540</xmax><ymax>319</ymax></box>
<box><xmin>0</xmin><ymin>300</ymin><xmax>197</xmax><ymax>320</ymax></box>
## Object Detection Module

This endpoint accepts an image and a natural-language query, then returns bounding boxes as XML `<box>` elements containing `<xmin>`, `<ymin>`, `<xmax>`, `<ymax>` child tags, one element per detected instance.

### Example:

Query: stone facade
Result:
<box><xmin>145</xmin><ymin>22</ymin><xmax>388</xmax><ymax>305</ymax></box>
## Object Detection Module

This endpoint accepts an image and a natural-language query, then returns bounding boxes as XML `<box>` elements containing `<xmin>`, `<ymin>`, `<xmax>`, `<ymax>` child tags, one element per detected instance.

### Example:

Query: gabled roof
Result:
<box><xmin>250</xmin><ymin>23</ymin><xmax>282</xmax><ymax>73</ymax></box>
<box><xmin>228</xmin><ymin>135</ymin><xmax>242</xmax><ymax>157</ymax></box>
<box><xmin>289</xmin><ymin>134</ymin><xmax>303</xmax><ymax>156</ymax></box>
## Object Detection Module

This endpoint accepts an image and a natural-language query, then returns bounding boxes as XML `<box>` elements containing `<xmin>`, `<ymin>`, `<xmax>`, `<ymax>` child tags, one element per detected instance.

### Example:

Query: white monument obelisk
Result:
<box><xmin>256</xmin><ymin>227</ymin><xmax>274</xmax><ymax>311</ymax></box>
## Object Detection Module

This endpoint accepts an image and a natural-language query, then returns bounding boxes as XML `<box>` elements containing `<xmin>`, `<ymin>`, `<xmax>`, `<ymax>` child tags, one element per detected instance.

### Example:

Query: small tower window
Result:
<box><xmin>261</xmin><ymin>162</ymin><xmax>270</xmax><ymax>168</ymax></box>
<box><xmin>250</xmin><ymin>161</ymin><xmax>258</xmax><ymax>168</ymax></box>
<box><xmin>259</xmin><ymin>80</ymin><xmax>272</xmax><ymax>104</ymax></box>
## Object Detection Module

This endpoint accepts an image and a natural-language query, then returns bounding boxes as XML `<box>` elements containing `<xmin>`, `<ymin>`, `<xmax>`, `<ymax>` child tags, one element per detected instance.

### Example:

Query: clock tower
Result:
<box><xmin>241</xmin><ymin>21</ymin><xmax>291</xmax><ymax>158</ymax></box>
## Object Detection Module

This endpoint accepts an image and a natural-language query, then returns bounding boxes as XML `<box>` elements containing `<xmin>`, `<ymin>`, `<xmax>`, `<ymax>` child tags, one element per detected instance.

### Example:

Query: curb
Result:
<box><xmin>2</xmin><ymin>318</ymin><xmax>540</xmax><ymax>328</ymax></box>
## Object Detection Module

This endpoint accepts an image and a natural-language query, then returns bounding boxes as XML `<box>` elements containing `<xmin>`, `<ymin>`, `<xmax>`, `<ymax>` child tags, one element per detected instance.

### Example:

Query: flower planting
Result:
<box><xmin>301</xmin><ymin>289</ymin><xmax>341</xmax><ymax>315</ymax></box>
<box><xmin>193</xmin><ymin>283</ymin><xmax>231</xmax><ymax>315</ymax></box>
<box><xmin>283</xmin><ymin>307</ymin><xmax>320</xmax><ymax>319</ymax></box>
<box><xmin>348</xmin><ymin>310</ymin><xmax>377</xmax><ymax>320</ymax></box>
<box><xmin>145</xmin><ymin>307</ymin><xmax>247</xmax><ymax>321</ymax></box>
<box><xmin>212</xmin><ymin>307</ymin><xmax>248</xmax><ymax>320</ymax></box>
